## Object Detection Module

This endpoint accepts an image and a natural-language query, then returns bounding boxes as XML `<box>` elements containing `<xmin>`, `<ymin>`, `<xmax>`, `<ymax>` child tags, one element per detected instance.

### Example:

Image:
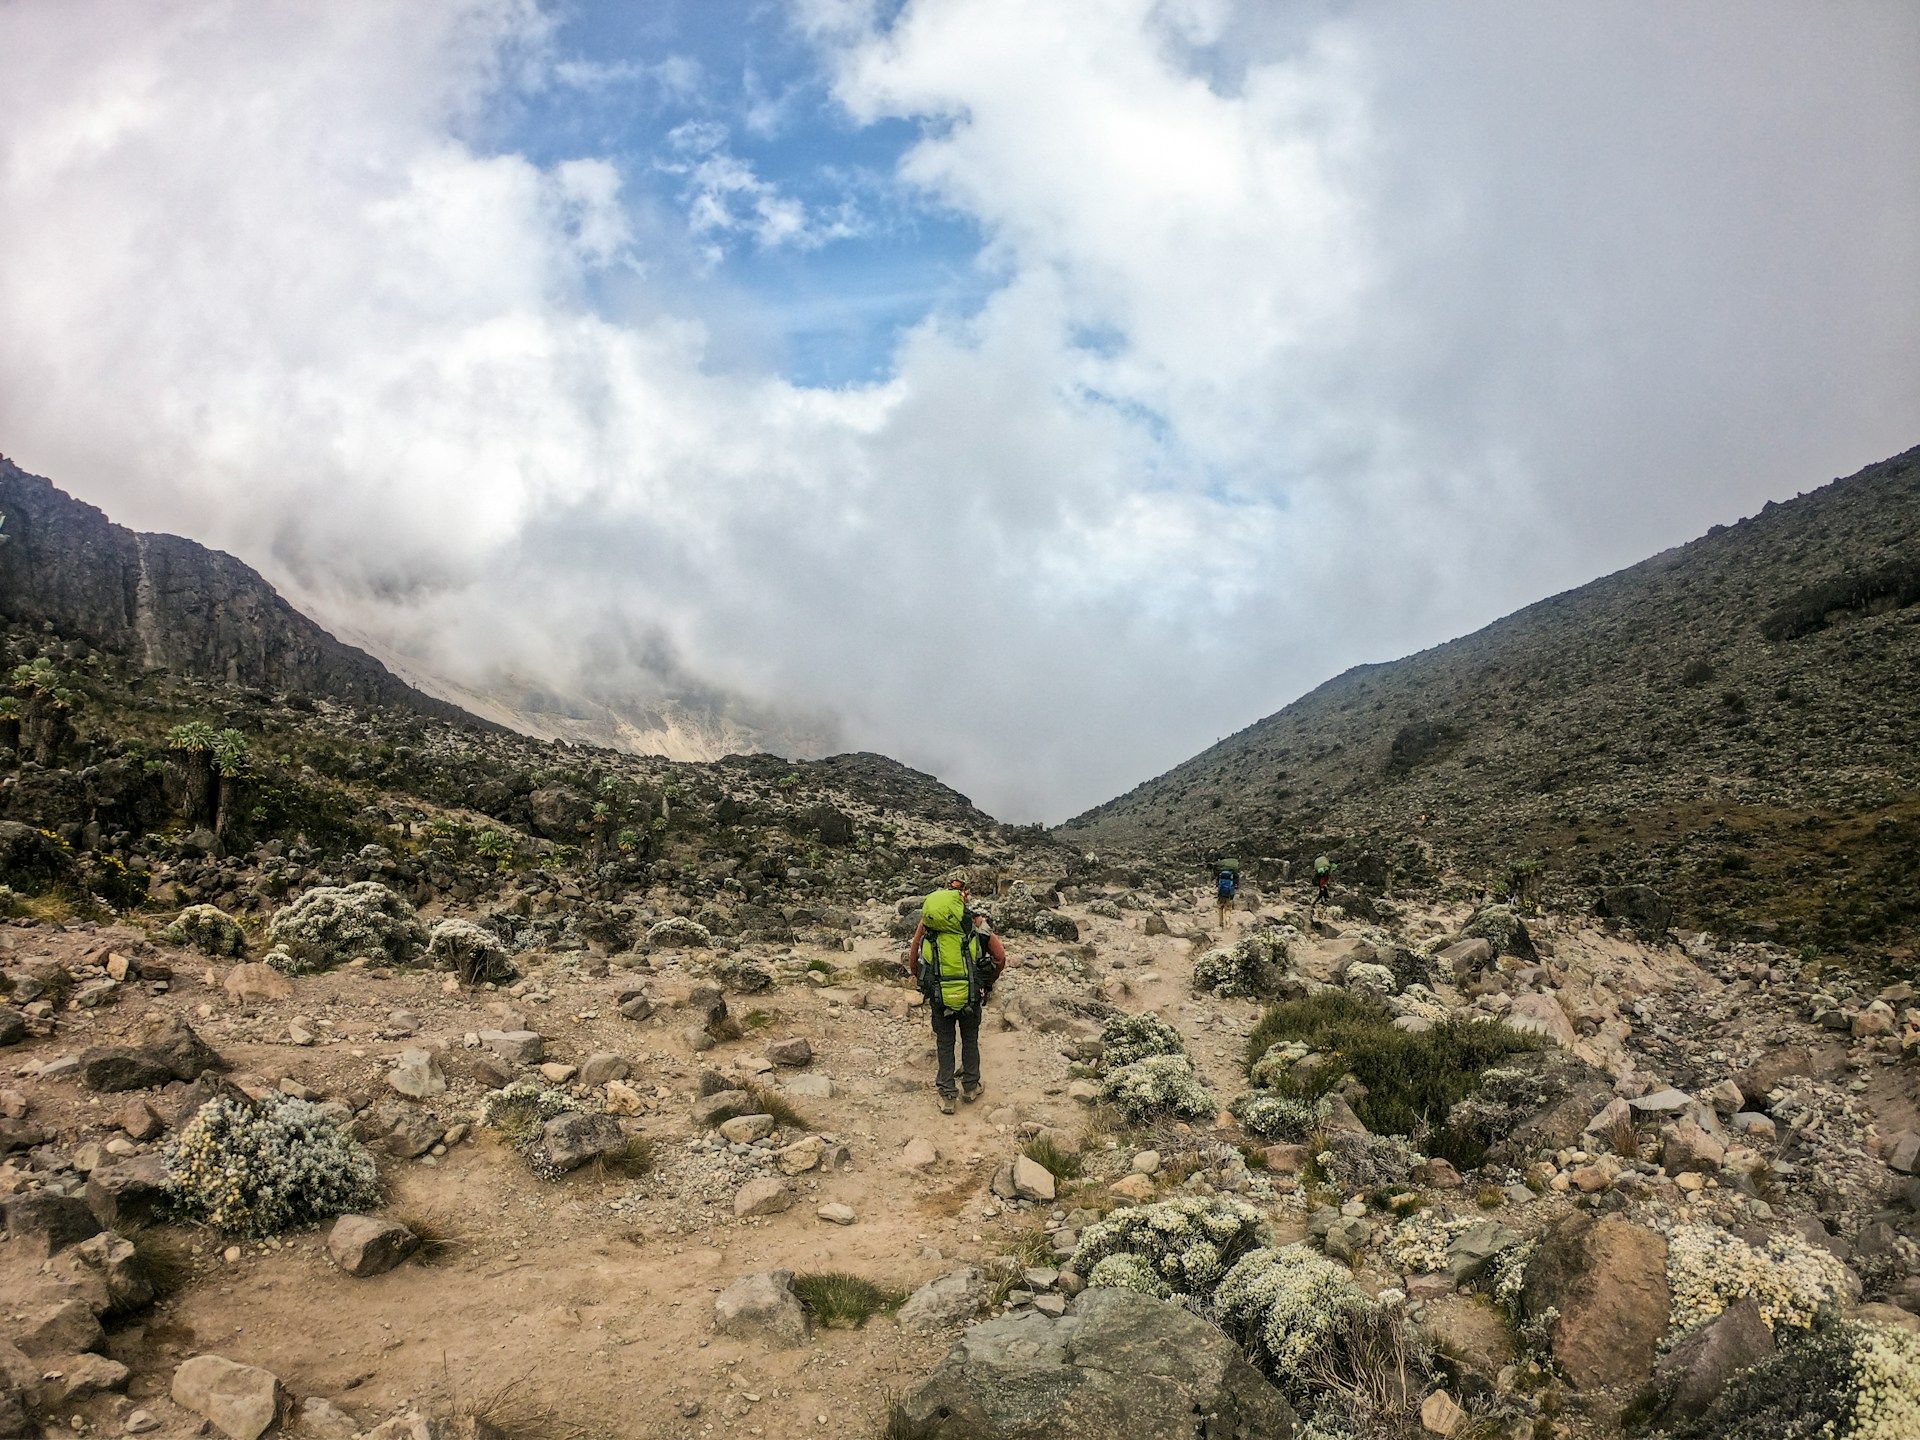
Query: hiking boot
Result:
<box><xmin>960</xmin><ymin>1084</ymin><xmax>983</xmax><ymax>1105</ymax></box>
<box><xmin>937</xmin><ymin>1095</ymin><xmax>957</xmax><ymax>1115</ymax></box>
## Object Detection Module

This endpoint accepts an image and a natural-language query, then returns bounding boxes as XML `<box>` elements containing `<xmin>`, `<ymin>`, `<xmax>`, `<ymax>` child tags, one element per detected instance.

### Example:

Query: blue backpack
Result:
<box><xmin>1216</xmin><ymin>869</ymin><xmax>1238</xmax><ymax>899</ymax></box>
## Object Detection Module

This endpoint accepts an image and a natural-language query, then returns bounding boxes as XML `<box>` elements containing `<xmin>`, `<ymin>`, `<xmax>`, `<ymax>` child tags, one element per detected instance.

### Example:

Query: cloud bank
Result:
<box><xmin>0</xmin><ymin>0</ymin><xmax>1915</xmax><ymax>821</ymax></box>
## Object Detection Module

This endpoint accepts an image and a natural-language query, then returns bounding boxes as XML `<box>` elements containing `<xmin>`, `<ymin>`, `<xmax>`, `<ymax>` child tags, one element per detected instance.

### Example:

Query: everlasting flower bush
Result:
<box><xmin>1383</xmin><ymin>1212</ymin><xmax>1481</xmax><ymax>1274</ymax></box>
<box><xmin>1342</xmin><ymin>962</ymin><xmax>1397</xmax><ymax>996</ymax></box>
<box><xmin>1102</xmin><ymin>1053</ymin><xmax>1217</xmax><ymax>1121</ymax></box>
<box><xmin>1214</xmin><ymin>1243</ymin><xmax>1415</xmax><ymax>1408</ymax></box>
<box><xmin>160</xmin><ymin>903</ymin><xmax>247</xmax><ymax>957</ymax></box>
<box><xmin>1193</xmin><ymin>930</ymin><xmax>1290</xmax><ymax>999</ymax></box>
<box><xmin>1667</xmin><ymin>1316</ymin><xmax>1920</xmax><ymax>1440</ymax></box>
<box><xmin>1069</xmin><ymin>1195</ymin><xmax>1265</xmax><ymax>1303</ymax></box>
<box><xmin>1249</xmin><ymin>1040</ymin><xmax>1311</xmax><ymax>1089</ymax></box>
<box><xmin>163</xmin><ymin>1094</ymin><xmax>378</xmax><ymax>1236</ymax></box>
<box><xmin>1100</xmin><ymin>1012</ymin><xmax>1187</xmax><ymax>1068</ymax></box>
<box><xmin>267</xmin><ymin>881</ymin><xmax>426</xmax><ymax>973</ymax></box>
<box><xmin>1316</xmin><ymin>1130</ymin><xmax>1421</xmax><ymax>1192</ymax></box>
<box><xmin>1663</xmin><ymin>1221</ymin><xmax>1852</xmax><ymax>1334</ymax></box>
<box><xmin>1231</xmin><ymin>1091</ymin><xmax>1326</xmax><ymax>1141</ymax></box>
<box><xmin>1085</xmin><ymin>1252</ymin><xmax>1174</xmax><ymax>1298</ymax></box>
<box><xmin>426</xmin><ymin>917</ymin><xmax>515</xmax><ymax>985</ymax></box>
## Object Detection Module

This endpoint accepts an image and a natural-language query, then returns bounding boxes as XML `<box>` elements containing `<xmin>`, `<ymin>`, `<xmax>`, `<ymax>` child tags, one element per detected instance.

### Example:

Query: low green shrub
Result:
<box><xmin>791</xmin><ymin>1272</ymin><xmax>903</xmax><ymax>1329</ymax></box>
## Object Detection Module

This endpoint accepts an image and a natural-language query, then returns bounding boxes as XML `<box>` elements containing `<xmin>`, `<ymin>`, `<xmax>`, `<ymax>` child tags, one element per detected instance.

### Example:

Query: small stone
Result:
<box><xmin>900</xmin><ymin>1137</ymin><xmax>938</xmax><ymax>1171</ymax></box>
<box><xmin>1108</xmin><ymin>1173</ymin><xmax>1156</xmax><ymax>1202</ymax></box>
<box><xmin>1421</xmin><ymin>1389</ymin><xmax>1466</xmax><ymax>1436</ymax></box>
<box><xmin>386</xmin><ymin>1049</ymin><xmax>445</xmax><ymax>1100</ymax></box>
<box><xmin>223</xmin><ymin>964</ymin><xmax>294</xmax><ymax>1004</ymax></box>
<box><xmin>714</xmin><ymin>1271</ymin><xmax>809</xmax><ymax>1346</ymax></box>
<box><xmin>125</xmin><ymin>1410</ymin><xmax>161</xmax><ymax>1434</ymax></box>
<box><xmin>538</xmin><ymin>1062</ymin><xmax>578</xmax><ymax>1084</ymax></box>
<box><xmin>766</xmin><ymin>1037</ymin><xmax>814</xmax><ymax>1067</ymax></box>
<box><xmin>171</xmin><ymin>1355</ymin><xmax>284</xmax><ymax>1440</ymax></box>
<box><xmin>1011</xmin><ymin>1155</ymin><xmax>1056</xmax><ymax>1202</ymax></box>
<box><xmin>577</xmin><ymin>1052</ymin><xmax>630</xmax><ymax>1086</ymax></box>
<box><xmin>327</xmin><ymin>1215</ymin><xmax>419</xmax><ymax>1277</ymax></box>
<box><xmin>719</xmin><ymin>1114</ymin><xmax>777</xmax><ymax>1144</ymax></box>
<box><xmin>477</xmin><ymin>1029</ymin><xmax>544</xmax><ymax>1066</ymax></box>
<box><xmin>733</xmin><ymin>1176</ymin><xmax>795</xmax><ymax>1218</ymax></box>
<box><xmin>1130</xmin><ymin>1149</ymin><xmax>1161</xmax><ymax>1175</ymax></box>
<box><xmin>816</xmin><ymin>1203</ymin><xmax>857</xmax><ymax>1226</ymax></box>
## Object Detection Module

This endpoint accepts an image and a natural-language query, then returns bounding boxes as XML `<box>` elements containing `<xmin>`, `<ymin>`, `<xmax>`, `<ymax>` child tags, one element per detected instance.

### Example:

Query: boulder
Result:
<box><xmin>477</xmin><ymin>1030</ymin><xmax>543</xmax><ymax>1066</ymax></box>
<box><xmin>3</xmin><ymin>1190</ymin><xmax>103</xmax><ymax>1257</ymax></box>
<box><xmin>1661</xmin><ymin>1118</ymin><xmax>1727</xmax><ymax>1176</ymax></box>
<box><xmin>692</xmin><ymin>1089</ymin><xmax>755</xmax><ymax>1126</ymax></box>
<box><xmin>15</xmin><ymin>1298</ymin><xmax>106</xmax><ymax>1357</ymax></box>
<box><xmin>576</xmin><ymin>1052</ymin><xmax>630</xmax><ymax>1086</ymax></box>
<box><xmin>1518</xmin><ymin>1214</ymin><xmax>1670</xmax><ymax>1389</ymax></box>
<box><xmin>900</xmin><ymin>1137</ymin><xmax>939</xmax><ymax>1170</ymax></box>
<box><xmin>719</xmin><ymin>1113</ymin><xmax>776</xmax><ymax>1144</ymax></box>
<box><xmin>1506</xmin><ymin>994</ymin><xmax>1576</xmax><ymax>1048</ymax></box>
<box><xmin>171</xmin><ymin>1355</ymin><xmax>284</xmax><ymax>1440</ymax></box>
<box><xmin>1420</xmin><ymin>1389</ymin><xmax>1467</xmax><ymax>1437</ymax></box>
<box><xmin>79</xmin><ymin>1046</ymin><xmax>176</xmax><ymax>1092</ymax></box>
<box><xmin>387</xmin><ymin>1113</ymin><xmax>442</xmax><ymax>1159</ymax></box>
<box><xmin>713</xmin><ymin>1270</ymin><xmax>810</xmax><ymax>1346</ymax></box>
<box><xmin>1011</xmin><ymin>1155</ymin><xmax>1056</xmax><ymax>1203</ymax></box>
<box><xmin>534</xmin><ymin>1112</ymin><xmax>625</xmax><ymax>1174</ymax></box>
<box><xmin>766</xmin><ymin>1037</ymin><xmax>813</xmax><ymax>1067</ymax></box>
<box><xmin>733</xmin><ymin>1176</ymin><xmax>794</xmax><ymax>1218</ymax></box>
<box><xmin>0</xmin><ymin>1005</ymin><xmax>27</xmax><ymax>1047</ymax></box>
<box><xmin>1647</xmin><ymin>1296</ymin><xmax>1774</xmax><ymax>1424</ymax></box>
<box><xmin>898</xmin><ymin>1267</ymin><xmax>991</xmax><ymax>1334</ymax></box>
<box><xmin>131</xmin><ymin>1012</ymin><xmax>223</xmax><ymax>1080</ymax></box>
<box><xmin>85</xmin><ymin>1153</ymin><xmax>170</xmax><ymax>1229</ymax></box>
<box><xmin>327</xmin><ymin>1215</ymin><xmax>420</xmax><ymax>1277</ymax></box>
<box><xmin>386</xmin><ymin>1048</ymin><xmax>446</xmax><ymax>1100</ymax></box>
<box><xmin>894</xmin><ymin>1287</ymin><xmax>1297</xmax><ymax>1438</ymax></box>
<box><xmin>224</xmin><ymin>963</ymin><xmax>295</xmax><ymax>1004</ymax></box>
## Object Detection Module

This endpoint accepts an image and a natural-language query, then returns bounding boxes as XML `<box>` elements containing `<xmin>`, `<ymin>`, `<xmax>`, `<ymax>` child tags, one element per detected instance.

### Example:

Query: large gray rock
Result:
<box><xmin>130</xmin><ymin>1012</ymin><xmax>224</xmax><ymax>1081</ymax></box>
<box><xmin>86</xmin><ymin>1153</ymin><xmax>170</xmax><ymax>1229</ymax></box>
<box><xmin>171</xmin><ymin>1354</ymin><xmax>284</xmax><ymax>1440</ymax></box>
<box><xmin>55</xmin><ymin>1231</ymin><xmax>154</xmax><ymax>1315</ymax></box>
<box><xmin>534</xmin><ymin>1112</ymin><xmax>625</xmax><ymax>1174</ymax></box>
<box><xmin>898</xmin><ymin>1267</ymin><xmax>991</xmax><ymax>1334</ymax></box>
<box><xmin>328</xmin><ymin>1215</ymin><xmax>420</xmax><ymax>1277</ymax></box>
<box><xmin>79</xmin><ymin>1046</ymin><xmax>176</xmax><ymax>1093</ymax></box>
<box><xmin>386</xmin><ymin>1049</ymin><xmax>446</xmax><ymax>1100</ymax></box>
<box><xmin>713</xmin><ymin>1270</ymin><xmax>810</xmax><ymax>1347</ymax></box>
<box><xmin>895</xmin><ymin>1287</ymin><xmax>1297</xmax><ymax>1439</ymax></box>
<box><xmin>732</xmin><ymin>1176</ymin><xmax>794</xmax><ymax>1218</ymax></box>
<box><xmin>2</xmin><ymin>1190</ymin><xmax>103</xmax><ymax>1257</ymax></box>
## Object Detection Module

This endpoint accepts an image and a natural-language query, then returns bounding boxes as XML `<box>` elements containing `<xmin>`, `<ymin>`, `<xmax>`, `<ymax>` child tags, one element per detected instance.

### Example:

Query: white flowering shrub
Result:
<box><xmin>160</xmin><ymin>903</ymin><xmax>248</xmax><ymax>956</ymax></box>
<box><xmin>1249</xmin><ymin>1040</ymin><xmax>1312</xmax><ymax>1089</ymax></box>
<box><xmin>1669</xmin><ymin>1316</ymin><xmax>1920</xmax><ymax>1440</ymax></box>
<box><xmin>1069</xmin><ymin>1196</ymin><xmax>1265</xmax><ymax>1302</ymax></box>
<box><xmin>1343</xmin><ymin>962</ymin><xmax>1397</xmax><ymax>996</ymax></box>
<box><xmin>163</xmin><ymin>1094</ymin><xmax>378</xmax><ymax>1236</ymax></box>
<box><xmin>1193</xmin><ymin>931</ymin><xmax>1290</xmax><ymax>999</ymax></box>
<box><xmin>1231</xmin><ymin>1092</ymin><xmax>1326</xmax><ymax>1141</ymax></box>
<box><xmin>1383</xmin><ymin>1212</ymin><xmax>1481</xmax><ymax>1274</ymax></box>
<box><xmin>267</xmin><ymin>882</ymin><xmax>426</xmax><ymax>973</ymax></box>
<box><xmin>1387</xmin><ymin>984</ymin><xmax>1450</xmax><ymax>1024</ymax></box>
<box><xmin>1100</xmin><ymin>1012</ymin><xmax>1187</xmax><ymax>1068</ymax></box>
<box><xmin>426</xmin><ymin>917</ymin><xmax>516</xmax><ymax>985</ymax></box>
<box><xmin>1215</xmin><ymin>1244</ymin><xmax>1393</xmax><ymax>1403</ymax></box>
<box><xmin>1664</xmin><ymin>1222</ymin><xmax>1852</xmax><ymax>1334</ymax></box>
<box><xmin>1085</xmin><ymin>1253</ymin><xmax>1174</xmax><ymax>1298</ymax></box>
<box><xmin>1489</xmin><ymin>1238</ymin><xmax>1536</xmax><ymax>1317</ymax></box>
<box><xmin>1102</xmin><ymin>1053</ymin><xmax>1217</xmax><ymax>1121</ymax></box>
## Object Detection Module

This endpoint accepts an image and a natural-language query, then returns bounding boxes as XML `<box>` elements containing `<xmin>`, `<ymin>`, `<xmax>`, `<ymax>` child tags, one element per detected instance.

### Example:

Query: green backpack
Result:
<box><xmin>920</xmin><ymin>888</ymin><xmax>983</xmax><ymax>1015</ymax></box>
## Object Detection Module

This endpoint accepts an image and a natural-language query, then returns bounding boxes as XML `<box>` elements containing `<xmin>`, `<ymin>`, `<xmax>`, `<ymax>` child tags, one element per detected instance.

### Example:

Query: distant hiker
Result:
<box><xmin>1214</xmin><ymin>861</ymin><xmax>1239</xmax><ymax>927</ymax></box>
<box><xmin>1311</xmin><ymin>854</ymin><xmax>1336</xmax><ymax>911</ymax></box>
<box><xmin>906</xmin><ymin>881</ymin><xmax>1008</xmax><ymax>1114</ymax></box>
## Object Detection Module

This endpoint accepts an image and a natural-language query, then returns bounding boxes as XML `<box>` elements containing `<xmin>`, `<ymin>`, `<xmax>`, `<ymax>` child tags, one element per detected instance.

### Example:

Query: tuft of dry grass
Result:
<box><xmin>392</xmin><ymin>1210</ymin><xmax>464</xmax><ymax>1265</ymax></box>
<box><xmin>130</xmin><ymin>1226</ymin><xmax>198</xmax><ymax>1298</ymax></box>
<box><xmin>742</xmin><ymin>1084</ymin><xmax>807</xmax><ymax>1131</ymax></box>
<box><xmin>790</xmin><ymin>1271</ymin><xmax>904</xmax><ymax>1329</ymax></box>
<box><xmin>1020</xmin><ymin>1135</ymin><xmax>1082</xmax><ymax>1182</ymax></box>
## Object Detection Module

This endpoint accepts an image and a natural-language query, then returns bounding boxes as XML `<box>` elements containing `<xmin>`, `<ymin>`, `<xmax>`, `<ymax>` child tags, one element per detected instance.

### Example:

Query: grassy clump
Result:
<box><xmin>129</xmin><ymin>1227</ymin><xmax>198</xmax><ymax>1297</ymax></box>
<box><xmin>597</xmin><ymin>1135</ymin><xmax>656</xmax><ymax>1178</ymax></box>
<box><xmin>742</xmin><ymin>1084</ymin><xmax>808</xmax><ymax>1131</ymax></box>
<box><xmin>791</xmin><ymin>1271</ymin><xmax>903</xmax><ymax>1329</ymax></box>
<box><xmin>391</xmin><ymin>1210</ymin><xmax>462</xmax><ymax>1265</ymax></box>
<box><xmin>1021</xmin><ymin>1134</ymin><xmax>1083</xmax><ymax>1182</ymax></box>
<box><xmin>1243</xmin><ymin>991</ymin><xmax>1541</xmax><ymax>1142</ymax></box>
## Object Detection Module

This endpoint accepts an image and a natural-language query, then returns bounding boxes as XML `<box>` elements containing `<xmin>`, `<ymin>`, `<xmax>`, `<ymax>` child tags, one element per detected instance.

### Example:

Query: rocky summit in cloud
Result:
<box><xmin>0</xmin><ymin>0</ymin><xmax>1915</xmax><ymax>820</ymax></box>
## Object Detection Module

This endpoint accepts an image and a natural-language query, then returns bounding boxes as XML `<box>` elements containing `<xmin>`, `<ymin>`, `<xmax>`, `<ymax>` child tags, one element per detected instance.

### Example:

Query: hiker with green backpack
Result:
<box><xmin>905</xmin><ymin>880</ymin><xmax>1009</xmax><ymax>1114</ymax></box>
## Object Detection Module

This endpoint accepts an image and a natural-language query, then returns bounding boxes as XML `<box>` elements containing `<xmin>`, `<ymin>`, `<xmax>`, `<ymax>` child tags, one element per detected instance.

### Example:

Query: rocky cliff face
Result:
<box><xmin>0</xmin><ymin>457</ymin><xmax>478</xmax><ymax>726</ymax></box>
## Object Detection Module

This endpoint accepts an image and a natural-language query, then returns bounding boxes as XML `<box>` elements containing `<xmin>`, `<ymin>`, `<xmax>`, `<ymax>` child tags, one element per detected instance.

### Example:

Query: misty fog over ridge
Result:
<box><xmin>1</xmin><ymin>0</ymin><xmax>1915</xmax><ymax>823</ymax></box>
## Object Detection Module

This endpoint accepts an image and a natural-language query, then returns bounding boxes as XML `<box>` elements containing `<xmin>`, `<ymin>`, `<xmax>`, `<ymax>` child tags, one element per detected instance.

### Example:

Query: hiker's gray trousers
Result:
<box><xmin>932</xmin><ymin>1002</ymin><xmax>981</xmax><ymax>1097</ymax></box>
